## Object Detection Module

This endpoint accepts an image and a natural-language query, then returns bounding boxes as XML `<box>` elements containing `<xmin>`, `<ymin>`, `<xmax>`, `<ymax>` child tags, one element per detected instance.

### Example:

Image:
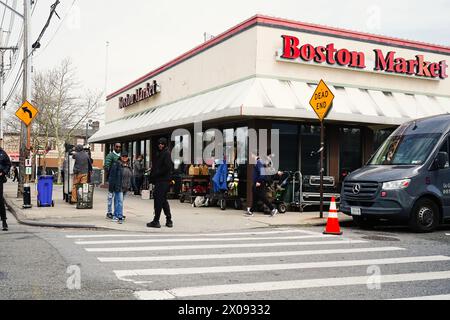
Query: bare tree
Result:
<box><xmin>5</xmin><ymin>58</ymin><xmax>102</xmax><ymax>183</ymax></box>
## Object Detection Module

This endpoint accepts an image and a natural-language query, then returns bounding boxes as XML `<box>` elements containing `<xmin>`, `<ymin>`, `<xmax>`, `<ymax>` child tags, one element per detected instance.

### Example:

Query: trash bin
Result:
<box><xmin>76</xmin><ymin>183</ymin><xmax>95</xmax><ymax>209</ymax></box>
<box><xmin>37</xmin><ymin>176</ymin><xmax>55</xmax><ymax>207</ymax></box>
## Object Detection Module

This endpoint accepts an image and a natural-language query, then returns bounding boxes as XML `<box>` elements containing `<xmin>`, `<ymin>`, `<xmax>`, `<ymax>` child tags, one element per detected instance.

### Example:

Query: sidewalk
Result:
<box><xmin>3</xmin><ymin>182</ymin><xmax>352</xmax><ymax>233</ymax></box>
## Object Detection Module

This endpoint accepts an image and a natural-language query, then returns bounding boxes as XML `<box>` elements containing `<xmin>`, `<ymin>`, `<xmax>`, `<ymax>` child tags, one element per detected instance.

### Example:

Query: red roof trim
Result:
<box><xmin>107</xmin><ymin>14</ymin><xmax>450</xmax><ymax>101</ymax></box>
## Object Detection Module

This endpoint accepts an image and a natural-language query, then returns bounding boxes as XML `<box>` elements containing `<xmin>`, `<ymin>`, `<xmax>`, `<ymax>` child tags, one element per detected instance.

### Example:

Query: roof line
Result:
<box><xmin>107</xmin><ymin>14</ymin><xmax>450</xmax><ymax>101</ymax></box>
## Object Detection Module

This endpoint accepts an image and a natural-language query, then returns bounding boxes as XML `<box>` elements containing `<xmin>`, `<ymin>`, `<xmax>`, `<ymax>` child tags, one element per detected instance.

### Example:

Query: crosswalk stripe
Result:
<box><xmin>85</xmin><ymin>239</ymin><xmax>368</xmax><ymax>253</ymax></box>
<box><xmin>114</xmin><ymin>256</ymin><xmax>450</xmax><ymax>277</ymax></box>
<box><xmin>446</xmin><ymin>234</ymin><xmax>450</xmax><ymax>236</ymax></box>
<box><xmin>76</xmin><ymin>234</ymin><xmax>333</xmax><ymax>245</ymax></box>
<box><xmin>66</xmin><ymin>229</ymin><xmax>314</xmax><ymax>239</ymax></box>
<box><xmin>134</xmin><ymin>270</ymin><xmax>450</xmax><ymax>300</ymax></box>
<box><xmin>392</xmin><ymin>294</ymin><xmax>450</xmax><ymax>300</ymax></box>
<box><xmin>98</xmin><ymin>247</ymin><xmax>405</xmax><ymax>263</ymax></box>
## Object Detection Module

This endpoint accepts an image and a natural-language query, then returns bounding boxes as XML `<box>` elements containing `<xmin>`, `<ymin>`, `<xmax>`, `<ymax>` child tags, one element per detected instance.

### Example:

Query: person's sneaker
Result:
<box><xmin>112</xmin><ymin>217</ymin><xmax>119</xmax><ymax>223</ymax></box>
<box><xmin>2</xmin><ymin>220</ymin><xmax>8</xmax><ymax>231</ymax></box>
<box><xmin>166</xmin><ymin>220</ymin><xmax>173</xmax><ymax>228</ymax></box>
<box><xmin>271</xmin><ymin>209</ymin><xmax>279</xmax><ymax>217</ymax></box>
<box><xmin>106</xmin><ymin>213</ymin><xmax>113</xmax><ymax>220</ymax></box>
<box><xmin>147</xmin><ymin>221</ymin><xmax>161</xmax><ymax>228</ymax></box>
<box><xmin>245</xmin><ymin>209</ymin><xmax>254</xmax><ymax>217</ymax></box>
<box><xmin>117</xmin><ymin>218</ymin><xmax>124</xmax><ymax>225</ymax></box>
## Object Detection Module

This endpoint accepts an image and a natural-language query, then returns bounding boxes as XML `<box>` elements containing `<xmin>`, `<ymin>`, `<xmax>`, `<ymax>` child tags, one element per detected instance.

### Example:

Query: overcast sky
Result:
<box><xmin>2</xmin><ymin>0</ymin><xmax>450</xmax><ymax>106</ymax></box>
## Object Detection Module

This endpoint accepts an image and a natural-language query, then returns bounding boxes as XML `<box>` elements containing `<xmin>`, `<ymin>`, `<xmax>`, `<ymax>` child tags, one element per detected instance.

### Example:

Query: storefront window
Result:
<box><xmin>273</xmin><ymin>123</ymin><xmax>299</xmax><ymax>172</ymax></box>
<box><xmin>132</xmin><ymin>141</ymin><xmax>138</xmax><ymax>165</ymax></box>
<box><xmin>339</xmin><ymin>127</ymin><xmax>362</xmax><ymax>174</ymax></box>
<box><xmin>224</xmin><ymin>129</ymin><xmax>235</xmax><ymax>164</ymax></box>
<box><xmin>145</xmin><ymin>140</ymin><xmax>151</xmax><ymax>169</ymax></box>
<box><xmin>140</xmin><ymin>141</ymin><xmax>145</xmax><ymax>157</ymax></box>
<box><xmin>301</xmin><ymin>125</ymin><xmax>327</xmax><ymax>176</ymax></box>
<box><xmin>236</xmin><ymin>127</ymin><xmax>248</xmax><ymax>165</ymax></box>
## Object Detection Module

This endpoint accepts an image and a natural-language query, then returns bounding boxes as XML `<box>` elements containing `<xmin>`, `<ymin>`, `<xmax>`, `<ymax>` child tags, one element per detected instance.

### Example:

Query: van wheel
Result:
<box><xmin>353</xmin><ymin>216</ymin><xmax>375</xmax><ymax>229</ymax></box>
<box><xmin>410</xmin><ymin>198</ymin><xmax>439</xmax><ymax>233</ymax></box>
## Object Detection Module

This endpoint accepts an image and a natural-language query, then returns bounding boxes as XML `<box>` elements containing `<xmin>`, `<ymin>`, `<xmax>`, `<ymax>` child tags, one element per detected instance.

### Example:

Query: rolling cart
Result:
<box><xmin>179</xmin><ymin>175</ymin><xmax>210</xmax><ymax>204</ymax></box>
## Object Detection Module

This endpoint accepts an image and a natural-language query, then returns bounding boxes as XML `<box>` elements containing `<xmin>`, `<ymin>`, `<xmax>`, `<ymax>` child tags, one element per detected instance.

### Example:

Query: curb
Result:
<box><xmin>4</xmin><ymin>196</ymin><xmax>106</xmax><ymax>230</ymax></box>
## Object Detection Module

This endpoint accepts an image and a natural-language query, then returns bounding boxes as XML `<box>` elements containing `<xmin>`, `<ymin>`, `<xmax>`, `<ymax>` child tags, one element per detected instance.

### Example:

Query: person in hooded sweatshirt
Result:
<box><xmin>147</xmin><ymin>138</ymin><xmax>174</xmax><ymax>228</ymax></box>
<box><xmin>71</xmin><ymin>145</ymin><xmax>91</xmax><ymax>203</ymax></box>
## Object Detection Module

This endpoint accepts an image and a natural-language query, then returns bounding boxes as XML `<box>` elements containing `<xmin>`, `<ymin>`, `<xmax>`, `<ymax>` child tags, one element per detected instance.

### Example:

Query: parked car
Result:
<box><xmin>340</xmin><ymin>114</ymin><xmax>450</xmax><ymax>232</ymax></box>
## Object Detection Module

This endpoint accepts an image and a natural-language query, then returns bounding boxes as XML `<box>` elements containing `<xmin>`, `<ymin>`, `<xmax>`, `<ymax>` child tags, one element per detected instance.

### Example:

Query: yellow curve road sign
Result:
<box><xmin>16</xmin><ymin>101</ymin><xmax>39</xmax><ymax>127</ymax></box>
<box><xmin>309</xmin><ymin>80</ymin><xmax>335</xmax><ymax>122</ymax></box>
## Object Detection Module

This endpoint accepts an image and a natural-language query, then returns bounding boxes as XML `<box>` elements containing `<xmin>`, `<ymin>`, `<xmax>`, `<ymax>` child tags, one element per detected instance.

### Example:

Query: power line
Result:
<box><xmin>0</xmin><ymin>0</ymin><xmax>8</xmax><ymax>30</ymax></box>
<box><xmin>3</xmin><ymin>58</ymin><xmax>22</xmax><ymax>105</ymax></box>
<box><xmin>31</xmin><ymin>0</ymin><xmax>38</xmax><ymax>16</ymax></box>
<box><xmin>31</xmin><ymin>0</ymin><xmax>60</xmax><ymax>53</ymax></box>
<box><xmin>34</xmin><ymin>0</ymin><xmax>76</xmax><ymax>57</ymax></box>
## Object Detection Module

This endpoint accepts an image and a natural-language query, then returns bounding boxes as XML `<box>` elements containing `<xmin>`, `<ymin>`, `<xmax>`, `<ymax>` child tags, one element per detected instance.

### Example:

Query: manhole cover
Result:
<box><xmin>362</xmin><ymin>235</ymin><xmax>400</xmax><ymax>242</ymax></box>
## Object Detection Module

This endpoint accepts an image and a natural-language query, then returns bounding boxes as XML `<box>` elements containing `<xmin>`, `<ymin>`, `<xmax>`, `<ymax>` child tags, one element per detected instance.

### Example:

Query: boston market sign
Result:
<box><xmin>119</xmin><ymin>80</ymin><xmax>161</xmax><ymax>109</ymax></box>
<box><xmin>278</xmin><ymin>35</ymin><xmax>448</xmax><ymax>80</ymax></box>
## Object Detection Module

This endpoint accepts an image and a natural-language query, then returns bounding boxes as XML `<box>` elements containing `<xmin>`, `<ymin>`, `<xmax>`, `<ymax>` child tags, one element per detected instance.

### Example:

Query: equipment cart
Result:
<box><xmin>179</xmin><ymin>175</ymin><xmax>210</xmax><ymax>204</ymax></box>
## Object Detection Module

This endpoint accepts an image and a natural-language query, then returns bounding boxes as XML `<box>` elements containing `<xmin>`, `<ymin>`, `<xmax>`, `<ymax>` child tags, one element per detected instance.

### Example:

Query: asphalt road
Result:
<box><xmin>1</xmin><ymin>213</ymin><xmax>450</xmax><ymax>301</ymax></box>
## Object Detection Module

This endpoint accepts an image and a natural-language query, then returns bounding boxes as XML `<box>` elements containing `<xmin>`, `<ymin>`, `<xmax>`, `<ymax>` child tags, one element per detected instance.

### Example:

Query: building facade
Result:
<box><xmin>90</xmin><ymin>15</ymin><xmax>450</xmax><ymax>201</ymax></box>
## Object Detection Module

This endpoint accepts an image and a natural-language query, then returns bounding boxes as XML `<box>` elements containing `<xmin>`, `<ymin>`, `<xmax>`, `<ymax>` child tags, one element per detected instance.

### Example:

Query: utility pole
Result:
<box><xmin>18</xmin><ymin>0</ymin><xmax>31</xmax><ymax>196</ymax></box>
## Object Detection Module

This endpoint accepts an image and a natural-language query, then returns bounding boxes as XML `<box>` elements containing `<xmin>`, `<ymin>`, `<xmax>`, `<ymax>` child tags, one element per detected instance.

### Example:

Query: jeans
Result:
<box><xmin>113</xmin><ymin>192</ymin><xmax>124</xmax><ymax>219</ymax></box>
<box><xmin>71</xmin><ymin>174</ymin><xmax>88</xmax><ymax>203</ymax></box>
<box><xmin>153</xmin><ymin>181</ymin><xmax>172</xmax><ymax>222</ymax></box>
<box><xmin>107</xmin><ymin>191</ymin><xmax>114</xmax><ymax>214</ymax></box>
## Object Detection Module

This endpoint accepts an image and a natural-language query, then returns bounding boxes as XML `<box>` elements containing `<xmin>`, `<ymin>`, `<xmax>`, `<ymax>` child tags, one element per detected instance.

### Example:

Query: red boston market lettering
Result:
<box><xmin>374</xmin><ymin>50</ymin><xmax>448</xmax><ymax>79</ymax></box>
<box><xmin>280</xmin><ymin>35</ymin><xmax>448</xmax><ymax>80</ymax></box>
<box><xmin>281</xmin><ymin>35</ymin><xmax>366</xmax><ymax>69</ymax></box>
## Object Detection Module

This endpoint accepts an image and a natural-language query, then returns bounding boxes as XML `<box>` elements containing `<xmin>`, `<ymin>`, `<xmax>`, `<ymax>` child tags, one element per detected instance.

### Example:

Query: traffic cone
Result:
<box><xmin>323</xmin><ymin>197</ymin><xmax>343</xmax><ymax>235</ymax></box>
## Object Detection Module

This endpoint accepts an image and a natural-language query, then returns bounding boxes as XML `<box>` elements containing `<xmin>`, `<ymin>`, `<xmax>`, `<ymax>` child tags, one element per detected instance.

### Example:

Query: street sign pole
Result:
<box><xmin>320</xmin><ymin>120</ymin><xmax>324</xmax><ymax>219</ymax></box>
<box><xmin>309</xmin><ymin>80</ymin><xmax>335</xmax><ymax>219</ymax></box>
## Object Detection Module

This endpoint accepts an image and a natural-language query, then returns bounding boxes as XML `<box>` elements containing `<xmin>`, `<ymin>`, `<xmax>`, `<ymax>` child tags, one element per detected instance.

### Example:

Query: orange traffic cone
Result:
<box><xmin>323</xmin><ymin>197</ymin><xmax>343</xmax><ymax>235</ymax></box>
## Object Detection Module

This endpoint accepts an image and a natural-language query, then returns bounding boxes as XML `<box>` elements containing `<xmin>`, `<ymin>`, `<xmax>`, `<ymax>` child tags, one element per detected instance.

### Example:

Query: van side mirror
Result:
<box><xmin>435</xmin><ymin>152</ymin><xmax>449</xmax><ymax>169</ymax></box>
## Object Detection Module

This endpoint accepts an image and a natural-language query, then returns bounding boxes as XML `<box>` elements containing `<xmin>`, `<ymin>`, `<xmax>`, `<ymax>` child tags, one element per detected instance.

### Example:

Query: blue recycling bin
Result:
<box><xmin>37</xmin><ymin>175</ymin><xmax>55</xmax><ymax>207</ymax></box>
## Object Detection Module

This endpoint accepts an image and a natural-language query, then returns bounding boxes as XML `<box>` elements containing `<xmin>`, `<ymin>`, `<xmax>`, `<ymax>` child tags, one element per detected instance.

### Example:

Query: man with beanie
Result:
<box><xmin>147</xmin><ymin>137</ymin><xmax>174</xmax><ymax>228</ymax></box>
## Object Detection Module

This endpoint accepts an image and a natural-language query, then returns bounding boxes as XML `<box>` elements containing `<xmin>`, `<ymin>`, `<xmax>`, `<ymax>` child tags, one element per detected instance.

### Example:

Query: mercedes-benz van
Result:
<box><xmin>340</xmin><ymin>114</ymin><xmax>450</xmax><ymax>232</ymax></box>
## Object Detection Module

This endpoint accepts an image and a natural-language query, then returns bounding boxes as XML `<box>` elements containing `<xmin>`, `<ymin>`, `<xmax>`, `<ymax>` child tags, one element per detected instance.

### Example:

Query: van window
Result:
<box><xmin>439</xmin><ymin>136</ymin><xmax>449</xmax><ymax>154</ymax></box>
<box><xmin>370</xmin><ymin>133</ymin><xmax>441</xmax><ymax>166</ymax></box>
<box><xmin>439</xmin><ymin>136</ymin><xmax>449</xmax><ymax>168</ymax></box>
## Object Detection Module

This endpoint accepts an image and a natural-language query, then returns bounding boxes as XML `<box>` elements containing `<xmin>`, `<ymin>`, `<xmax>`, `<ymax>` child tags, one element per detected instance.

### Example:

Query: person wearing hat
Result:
<box><xmin>108</xmin><ymin>151</ymin><xmax>133</xmax><ymax>224</ymax></box>
<box><xmin>147</xmin><ymin>137</ymin><xmax>174</xmax><ymax>228</ymax></box>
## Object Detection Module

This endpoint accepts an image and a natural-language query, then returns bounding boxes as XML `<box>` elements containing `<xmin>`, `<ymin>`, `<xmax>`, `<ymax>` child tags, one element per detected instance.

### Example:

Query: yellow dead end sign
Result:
<box><xmin>309</xmin><ymin>80</ymin><xmax>335</xmax><ymax>122</ymax></box>
<box><xmin>15</xmin><ymin>100</ymin><xmax>39</xmax><ymax>127</ymax></box>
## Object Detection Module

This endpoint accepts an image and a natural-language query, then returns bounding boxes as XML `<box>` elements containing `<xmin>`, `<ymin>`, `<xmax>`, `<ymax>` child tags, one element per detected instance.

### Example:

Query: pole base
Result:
<box><xmin>323</xmin><ymin>231</ymin><xmax>343</xmax><ymax>236</ymax></box>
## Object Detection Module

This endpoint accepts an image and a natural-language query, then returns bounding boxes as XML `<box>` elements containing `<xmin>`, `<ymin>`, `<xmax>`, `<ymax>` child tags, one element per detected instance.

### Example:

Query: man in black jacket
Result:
<box><xmin>0</xmin><ymin>147</ymin><xmax>11</xmax><ymax>231</ymax></box>
<box><xmin>147</xmin><ymin>138</ymin><xmax>173</xmax><ymax>228</ymax></box>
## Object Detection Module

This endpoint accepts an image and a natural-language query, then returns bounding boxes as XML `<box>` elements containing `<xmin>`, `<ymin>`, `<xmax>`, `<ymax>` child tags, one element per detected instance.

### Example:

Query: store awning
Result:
<box><xmin>89</xmin><ymin>77</ymin><xmax>450</xmax><ymax>143</ymax></box>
